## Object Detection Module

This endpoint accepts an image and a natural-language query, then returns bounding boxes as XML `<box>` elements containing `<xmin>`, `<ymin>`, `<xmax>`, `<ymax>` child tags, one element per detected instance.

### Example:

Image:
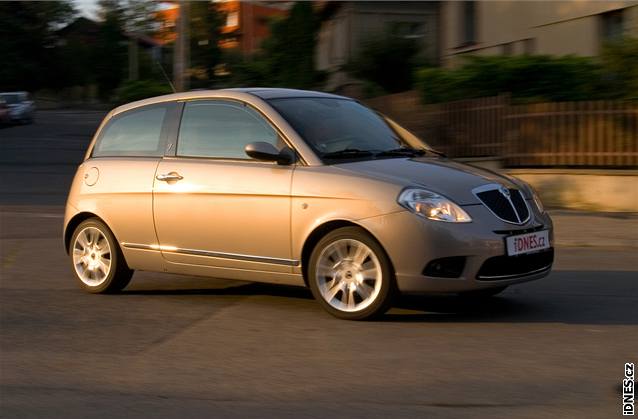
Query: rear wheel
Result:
<box><xmin>69</xmin><ymin>218</ymin><xmax>133</xmax><ymax>293</ymax></box>
<box><xmin>308</xmin><ymin>227</ymin><xmax>395</xmax><ymax>320</ymax></box>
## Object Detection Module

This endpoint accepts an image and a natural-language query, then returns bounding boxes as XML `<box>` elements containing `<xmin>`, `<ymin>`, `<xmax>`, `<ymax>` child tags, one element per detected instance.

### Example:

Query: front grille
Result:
<box><xmin>476</xmin><ymin>248</ymin><xmax>554</xmax><ymax>280</ymax></box>
<box><xmin>474</xmin><ymin>185</ymin><xmax>530</xmax><ymax>224</ymax></box>
<box><xmin>509</xmin><ymin>190</ymin><xmax>530</xmax><ymax>221</ymax></box>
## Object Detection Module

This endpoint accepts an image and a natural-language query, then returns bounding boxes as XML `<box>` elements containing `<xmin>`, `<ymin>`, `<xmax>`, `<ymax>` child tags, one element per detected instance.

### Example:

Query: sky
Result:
<box><xmin>74</xmin><ymin>0</ymin><xmax>99</xmax><ymax>19</ymax></box>
<box><xmin>73</xmin><ymin>0</ymin><xmax>176</xmax><ymax>21</ymax></box>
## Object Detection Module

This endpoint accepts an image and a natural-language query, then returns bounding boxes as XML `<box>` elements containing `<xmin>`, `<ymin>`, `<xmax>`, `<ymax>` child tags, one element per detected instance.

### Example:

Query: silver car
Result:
<box><xmin>64</xmin><ymin>88</ymin><xmax>553</xmax><ymax>320</ymax></box>
<box><xmin>0</xmin><ymin>91</ymin><xmax>35</xmax><ymax>124</ymax></box>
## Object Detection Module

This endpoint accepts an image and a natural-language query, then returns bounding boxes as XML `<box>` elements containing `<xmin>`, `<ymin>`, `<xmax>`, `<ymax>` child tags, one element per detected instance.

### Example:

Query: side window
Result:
<box><xmin>177</xmin><ymin>100</ymin><xmax>279</xmax><ymax>159</ymax></box>
<box><xmin>93</xmin><ymin>105</ymin><xmax>167</xmax><ymax>157</ymax></box>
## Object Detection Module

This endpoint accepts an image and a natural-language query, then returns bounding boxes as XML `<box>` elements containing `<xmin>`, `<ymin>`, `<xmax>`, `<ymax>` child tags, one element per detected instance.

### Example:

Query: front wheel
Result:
<box><xmin>308</xmin><ymin>227</ymin><xmax>395</xmax><ymax>320</ymax></box>
<box><xmin>69</xmin><ymin>218</ymin><xmax>133</xmax><ymax>293</ymax></box>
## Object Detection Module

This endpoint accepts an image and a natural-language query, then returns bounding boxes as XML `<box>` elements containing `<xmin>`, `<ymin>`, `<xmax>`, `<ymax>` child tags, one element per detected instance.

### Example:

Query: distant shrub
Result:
<box><xmin>415</xmin><ymin>67</ymin><xmax>465</xmax><ymax>103</ymax></box>
<box><xmin>416</xmin><ymin>55</ymin><xmax>606</xmax><ymax>104</ymax></box>
<box><xmin>114</xmin><ymin>80</ymin><xmax>173</xmax><ymax>104</ymax></box>
<box><xmin>600</xmin><ymin>37</ymin><xmax>638</xmax><ymax>100</ymax></box>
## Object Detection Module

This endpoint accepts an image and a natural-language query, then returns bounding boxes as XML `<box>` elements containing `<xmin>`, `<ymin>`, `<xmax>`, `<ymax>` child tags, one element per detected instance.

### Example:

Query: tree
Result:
<box><xmin>345</xmin><ymin>32</ymin><xmax>422</xmax><ymax>94</ymax></box>
<box><xmin>226</xmin><ymin>2</ymin><xmax>322</xmax><ymax>89</ymax></box>
<box><xmin>53</xmin><ymin>17</ymin><xmax>102</xmax><ymax>90</ymax></box>
<box><xmin>122</xmin><ymin>0</ymin><xmax>160</xmax><ymax>35</ymax></box>
<box><xmin>94</xmin><ymin>0</ymin><xmax>127</xmax><ymax>98</ymax></box>
<box><xmin>0</xmin><ymin>1</ymin><xmax>76</xmax><ymax>91</ymax></box>
<box><xmin>189</xmin><ymin>1</ymin><xmax>225</xmax><ymax>88</ymax></box>
<box><xmin>260</xmin><ymin>2</ymin><xmax>320</xmax><ymax>88</ymax></box>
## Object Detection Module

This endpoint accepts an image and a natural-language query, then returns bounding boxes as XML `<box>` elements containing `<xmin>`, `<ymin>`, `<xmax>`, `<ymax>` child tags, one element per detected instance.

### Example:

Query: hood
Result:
<box><xmin>334</xmin><ymin>157</ymin><xmax>520</xmax><ymax>205</ymax></box>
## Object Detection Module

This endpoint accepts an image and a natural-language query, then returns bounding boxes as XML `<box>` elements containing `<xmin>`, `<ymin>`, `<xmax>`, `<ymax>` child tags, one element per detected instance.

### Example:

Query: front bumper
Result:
<box><xmin>357</xmin><ymin>204</ymin><xmax>554</xmax><ymax>294</ymax></box>
<box><xmin>8</xmin><ymin>105</ymin><xmax>32</xmax><ymax>121</ymax></box>
<box><xmin>9</xmin><ymin>110</ymin><xmax>28</xmax><ymax>121</ymax></box>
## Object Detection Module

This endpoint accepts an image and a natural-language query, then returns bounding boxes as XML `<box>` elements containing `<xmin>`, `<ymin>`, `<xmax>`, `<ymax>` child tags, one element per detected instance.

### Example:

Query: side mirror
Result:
<box><xmin>245</xmin><ymin>141</ymin><xmax>294</xmax><ymax>165</ymax></box>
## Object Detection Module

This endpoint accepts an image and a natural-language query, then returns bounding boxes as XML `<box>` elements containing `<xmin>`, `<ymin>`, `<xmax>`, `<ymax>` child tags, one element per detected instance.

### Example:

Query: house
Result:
<box><xmin>217</xmin><ymin>0</ymin><xmax>292</xmax><ymax>55</ymax></box>
<box><xmin>316</xmin><ymin>1</ymin><xmax>440</xmax><ymax>93</ymax></box>
<box><xmin>155</xmin><ymin>0</ymin><xmax>290</xmax><ymax>55</ymax></box>
<box><xmin>56</xmin><ymin>16</ymin><xmax>102</xmax><ymax>46</ymax></box>
<box><xmin>440</xmin><ymin>0</ymin><xmax>638</xmax><ymax>67</ymax></box>
<box><xmin>155</xmin><ymin>3</ymin><xmax>179</xmax><ymax>45</ymax></box>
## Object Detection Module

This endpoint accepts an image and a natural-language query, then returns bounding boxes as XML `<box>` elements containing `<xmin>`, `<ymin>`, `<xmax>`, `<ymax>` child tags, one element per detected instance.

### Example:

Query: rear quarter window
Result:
<box><xmin>92</xmin><ymin>105</ymin><xmax>168</xmax><ymax>157</ymax></box>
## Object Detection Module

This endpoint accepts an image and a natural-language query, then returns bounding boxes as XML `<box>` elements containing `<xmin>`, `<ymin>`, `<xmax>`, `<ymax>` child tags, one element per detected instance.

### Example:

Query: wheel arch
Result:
<box><xmin>300</xmin><ymin>220</ymin><xmax>395</xmax><ymax>287</ymax></box>
<box><xmin>64</xmin><ymin>212</ymin><xmax>110</xmax><ymax>254</ymax></box>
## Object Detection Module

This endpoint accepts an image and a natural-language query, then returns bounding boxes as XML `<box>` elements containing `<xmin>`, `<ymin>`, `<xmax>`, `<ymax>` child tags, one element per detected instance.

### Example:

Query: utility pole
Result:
<box><xmin>173</xmin><ymin>1</ymin><xmax>190</xmax><ymax>91</ymax></box>
<box><xmin>128</xmin><ymin>36</ymin><xmax>139</xmax><ymax>81</ymax></box>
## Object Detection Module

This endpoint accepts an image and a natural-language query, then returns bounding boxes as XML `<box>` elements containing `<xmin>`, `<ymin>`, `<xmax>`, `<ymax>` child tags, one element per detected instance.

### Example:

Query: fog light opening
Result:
<box><xmin>423</xmin><ymin>256</ymin><xmax>466</xmax><ymax>278</ymax></box>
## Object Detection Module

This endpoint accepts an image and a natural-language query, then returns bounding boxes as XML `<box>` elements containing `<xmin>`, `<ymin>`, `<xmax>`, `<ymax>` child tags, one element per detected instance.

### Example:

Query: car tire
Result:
<box><xmin>459</xmin><ymin>286</ymin><xmax>507</xmax><ymax>299</ymax></box>
<box><xmin>308</xmin><ymin>226</ymin><xmax>395</xmax><ymax>320</ymax></box>
<box><xmin>69</xmin><ymin>218</ymin><xmax>133</xmax><ymax>293</ymax></box>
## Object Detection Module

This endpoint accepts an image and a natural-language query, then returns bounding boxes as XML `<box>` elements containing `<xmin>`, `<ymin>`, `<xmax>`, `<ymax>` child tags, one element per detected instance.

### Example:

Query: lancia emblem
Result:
<box><xmin>499</xmin><ymin>186</ymin><xmax>510</xmax><ymax>198</ymax></box>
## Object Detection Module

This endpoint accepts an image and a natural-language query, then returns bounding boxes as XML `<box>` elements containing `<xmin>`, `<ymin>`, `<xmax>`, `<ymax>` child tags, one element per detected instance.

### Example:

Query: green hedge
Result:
<box><xmin>114</xmin><ymin>80</ymin><xmax>173</xmax><ymax>105</ymax></box>
<box><xmin>416</xmin><ymin>39</ymin><xmax>638</xmax><ymax>103</ymax></box>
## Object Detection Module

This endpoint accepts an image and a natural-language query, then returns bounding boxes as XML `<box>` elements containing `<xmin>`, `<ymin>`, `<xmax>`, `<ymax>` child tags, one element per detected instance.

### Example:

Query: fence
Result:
<box><xmin>365</xmin><ymin>91</ymin><xmax>638</xmax><ymax>168</ymax></box>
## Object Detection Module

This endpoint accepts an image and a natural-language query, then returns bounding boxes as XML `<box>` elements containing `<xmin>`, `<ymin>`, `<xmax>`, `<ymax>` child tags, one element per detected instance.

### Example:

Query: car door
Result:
<box><xmin>83</xmin><ymin>103</ymin><xmax>174</xmax><ymax>260</ymax></box>
<box><xmin>153</xmin><ymin>99</ymin><xmax>295</xmax><ymax>273</ymax></box>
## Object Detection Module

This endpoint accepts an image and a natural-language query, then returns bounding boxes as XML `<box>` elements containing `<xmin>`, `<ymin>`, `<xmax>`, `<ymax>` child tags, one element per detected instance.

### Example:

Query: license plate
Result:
<box><xmin>505</xmin><ymin>230</ymin><xmax>550</xmax><ymax>256</ymax></box>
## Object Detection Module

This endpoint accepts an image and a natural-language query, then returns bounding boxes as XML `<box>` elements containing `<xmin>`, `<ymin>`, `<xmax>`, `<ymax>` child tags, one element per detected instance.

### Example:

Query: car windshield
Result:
<box><xmin>0</xmin><ymin>94</ymin><xmax>20</xmax><ymax>105</ymax></box>
<box><xmin>268</xmin><ymin>97</ymin><xmax>427</xmax><ymax>163</ymax></box>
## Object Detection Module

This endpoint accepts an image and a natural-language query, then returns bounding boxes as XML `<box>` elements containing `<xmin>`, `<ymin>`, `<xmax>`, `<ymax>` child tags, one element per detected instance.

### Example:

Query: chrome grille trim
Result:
<box><xmin>477</xmin><ymin>264</ymin><xmax>552</xmax><ymax>280</ymax></box>
<box><xmin>472</xmin><ymin>183</ymin><xmax>531</xmax><ymax>225</ymax></box>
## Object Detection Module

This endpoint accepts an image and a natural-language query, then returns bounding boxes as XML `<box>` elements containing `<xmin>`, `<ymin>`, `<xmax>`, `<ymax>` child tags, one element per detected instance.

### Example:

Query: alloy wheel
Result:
<box><xmin>72</xmin><ymin>226</ymin><xmax>112</xmax><ymax>287</ymax></box>
<box><xmin>315</xmin><ymin>238</ymin><xmax>383</xmax><ymax>312</ymax></box>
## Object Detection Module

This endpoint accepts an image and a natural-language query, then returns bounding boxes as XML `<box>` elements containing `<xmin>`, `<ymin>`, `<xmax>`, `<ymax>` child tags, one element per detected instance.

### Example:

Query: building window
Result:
<box><xmin>600</xmin><ymin>9</ymin><xmax>624</xmax><ymax>42</ymax></box>
<box><xmin>226</xmin><ymin>11</ymin><xmax>239</xmax><ymax>28</ymax></box>
<box><xmin>460</xmin><ymin>1</ymin><xmax>477</xmax><ymax>45</ymax></box>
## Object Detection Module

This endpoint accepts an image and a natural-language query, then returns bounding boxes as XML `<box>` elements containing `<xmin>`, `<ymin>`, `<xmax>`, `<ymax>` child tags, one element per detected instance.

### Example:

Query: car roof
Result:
<box><xmin>225</xmin><ymin>87</ymin><xmax>349</xmax><ymax>100</ymax></box>
<box><xmin>110</xmin><ymin>88</ymin><xmax>352</xmax><ymax>117</ymax></box>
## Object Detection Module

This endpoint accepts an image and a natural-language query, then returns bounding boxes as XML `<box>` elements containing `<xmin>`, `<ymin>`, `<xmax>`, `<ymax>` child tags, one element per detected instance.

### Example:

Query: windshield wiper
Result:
<box><xmin>375</xmin><ymin>147</ymin><xmax>427</xmax><ymax>157</ymax></box>
<box><xmin>321</xmin><ymin>148</ymin><xmax>375</xmax><ymax>159</ymax></box>
<box><xmin>375</xmin><ymin>147</ymin><xmax>447</xmax><ymax>158</ymax></box>
<box><xmin>424</xmin><ymin>148</ymin><xmax>446</xmax><ymax>157</ymax></box>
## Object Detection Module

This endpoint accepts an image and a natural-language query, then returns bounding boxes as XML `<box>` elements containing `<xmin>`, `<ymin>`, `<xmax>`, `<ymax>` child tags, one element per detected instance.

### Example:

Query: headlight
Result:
<box><xmin>531</xmin><ymin>187</ymin><xmax>545</xmax><ymax>213</ymax></box>
<box><xmin>398</xmin><ymin>188</ymin><xmax>472</xmax><ymax>223</ymax></box>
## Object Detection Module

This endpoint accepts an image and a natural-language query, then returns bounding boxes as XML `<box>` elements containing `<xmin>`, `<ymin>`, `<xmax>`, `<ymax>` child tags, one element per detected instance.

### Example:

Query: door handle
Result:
<box><xmin>156</xmin><ymin>172</ymin><xmax>184</xmax><ymax>182</ymax></box>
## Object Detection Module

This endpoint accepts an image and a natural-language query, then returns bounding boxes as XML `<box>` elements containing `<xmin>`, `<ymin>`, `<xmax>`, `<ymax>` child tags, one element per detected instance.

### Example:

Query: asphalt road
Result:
<box><xmin>1</xmin><ymin>111</ymin><xmax>637</xmax><ymax>418</ymax></box>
